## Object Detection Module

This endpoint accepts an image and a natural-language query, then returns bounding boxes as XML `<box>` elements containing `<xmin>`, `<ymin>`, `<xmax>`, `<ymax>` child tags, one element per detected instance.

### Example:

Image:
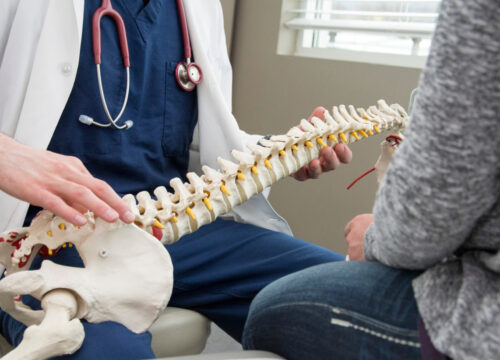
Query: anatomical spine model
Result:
<box><xmin>0</xmin><ymin>100</ymin><xmax>408</xmax><ymax>359</ymax></box>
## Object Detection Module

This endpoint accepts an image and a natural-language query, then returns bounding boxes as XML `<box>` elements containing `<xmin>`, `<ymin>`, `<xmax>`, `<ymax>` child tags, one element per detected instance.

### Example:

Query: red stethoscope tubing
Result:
<box><xmin>85</xmin><ymin>0</ymin><xmax>202</xmax><ymax>129</ymax></box>
<box><xmin>176</xmin><ymin>0</ymin><xmax>191</xmax><ymax>61</ymax></box>
<box><xmin>91</xmin><ymin>0</ymin><xmax>196</xmax><ymax>70</ymax></box>
<box><xmin>92</xmin><ymin>0</ymin><xmax>130</xmax><ymax>68</ymax></box>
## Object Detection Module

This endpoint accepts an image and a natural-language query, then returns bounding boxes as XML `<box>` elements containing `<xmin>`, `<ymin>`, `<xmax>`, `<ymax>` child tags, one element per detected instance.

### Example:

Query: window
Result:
<box><xmin>279</xmin><ymin>0</ymin><xmax>441</xmax><ymax>68</ymax></box>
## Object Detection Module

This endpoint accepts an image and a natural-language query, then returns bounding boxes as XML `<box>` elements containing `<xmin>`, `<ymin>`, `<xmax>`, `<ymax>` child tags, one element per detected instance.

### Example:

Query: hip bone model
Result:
<box><xmin>0</xmin><ymin>100</ymin><xmax>408</xmax><ymax>359</ymax></box>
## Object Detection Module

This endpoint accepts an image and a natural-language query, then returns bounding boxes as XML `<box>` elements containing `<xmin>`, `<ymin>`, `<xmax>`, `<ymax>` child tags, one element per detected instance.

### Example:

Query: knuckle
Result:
<box><xmin>72</xmin><ymin>185</ymin><xmax>90</xmax><ymax>198</ymax></box>
<box><xmin>93</xmin><ymin>203</ymin><xmax>110</xmax><ymax>216</ymax></box>
<box><xmin>52</xmin><ymin>161</ymin><xmax>70</xmax><ymax>173</ymax></box>
<box><xmin>69</xmin><ymin>156</ymin><xmax>84</xmax><ymax>167</ymax></box>
<box><xmin>43</xmin><ymin>198</ymin><xmax>59</xmax><ymax>211</ymax></box>
<box><xmin>93</xmin><ymin>180</ymin><xmax>109</xmax><ymax>195</ymax></box>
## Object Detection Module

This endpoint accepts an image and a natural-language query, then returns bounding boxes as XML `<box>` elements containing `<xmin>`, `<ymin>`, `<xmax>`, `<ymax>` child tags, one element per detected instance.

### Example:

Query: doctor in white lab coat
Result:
<box><xmin>0</xmin><ymin>0</ymin><xmax>351</xmax><ymax>357</ymax></box>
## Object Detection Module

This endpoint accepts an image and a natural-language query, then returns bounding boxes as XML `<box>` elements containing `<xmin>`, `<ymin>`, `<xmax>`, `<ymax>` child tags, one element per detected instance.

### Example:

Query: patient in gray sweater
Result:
<box><xmin>364</xmin><ymin>0</ymin><xmax>500</xmax><ymax>358</ymax></box>
<box><xmin>243</xmin><ymin>0</ymin><xmax>499</xmax><ymax>359</ymax></box>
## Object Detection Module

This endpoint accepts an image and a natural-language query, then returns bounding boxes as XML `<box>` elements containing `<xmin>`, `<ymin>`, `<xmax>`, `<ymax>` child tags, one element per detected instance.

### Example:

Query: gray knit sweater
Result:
<box><xmin>364</xmin><ymin>1</ymin><xmax>500</xmax><ymax>359</ymax></box>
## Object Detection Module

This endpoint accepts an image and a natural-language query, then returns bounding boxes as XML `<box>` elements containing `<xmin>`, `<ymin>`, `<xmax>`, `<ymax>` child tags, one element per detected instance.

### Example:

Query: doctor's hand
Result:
<box><xmin>344</xmin><ymin>214</ymin><xmax>373</xmax><ymax>261</ymax></box>
<box><xmin>291</xmin><ymin>107</ymin><xmax>353</xmax><ymax>181</ymax></box>
<box><xmin>0</xmin><ymin>134</ymin><xmax>135</xmax><ymax>226</ymax></box>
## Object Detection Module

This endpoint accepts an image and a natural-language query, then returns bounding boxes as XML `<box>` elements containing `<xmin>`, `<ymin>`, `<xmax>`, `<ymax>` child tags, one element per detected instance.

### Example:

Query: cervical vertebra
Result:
<box><xmin>0</xmin><ymin>100</ymin><xmax>408</xmax><ymax>360</ymax></box>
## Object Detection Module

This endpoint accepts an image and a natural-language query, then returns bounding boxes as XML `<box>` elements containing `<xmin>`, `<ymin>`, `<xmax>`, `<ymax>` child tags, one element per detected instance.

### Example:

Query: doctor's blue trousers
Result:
<box><xmin>0</xmin><ymin>218</ymin><xmax>344</xmax><ymax>359</ymax></box>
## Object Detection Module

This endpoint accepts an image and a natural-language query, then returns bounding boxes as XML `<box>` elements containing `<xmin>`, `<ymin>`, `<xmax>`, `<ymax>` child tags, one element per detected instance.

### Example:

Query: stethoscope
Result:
<box><xmin>79</xmin><ymin>0</ymin><xmax>203</xmax><ymax>130</ymax></box>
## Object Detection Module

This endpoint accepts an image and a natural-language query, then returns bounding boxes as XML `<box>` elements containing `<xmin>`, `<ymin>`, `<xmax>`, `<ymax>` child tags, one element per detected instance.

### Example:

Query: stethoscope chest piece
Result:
<box><xmin>175</xmin><ymin>61</ymin><xmax>203</xmax><ymax>92</ymax></box>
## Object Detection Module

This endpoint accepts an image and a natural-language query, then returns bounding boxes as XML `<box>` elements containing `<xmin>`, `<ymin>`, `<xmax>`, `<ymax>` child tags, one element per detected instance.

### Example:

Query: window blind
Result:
<box><xmin>286</xmin><ymin>0</ymin><xmax>441</xmax><ymax>57</ymax></box>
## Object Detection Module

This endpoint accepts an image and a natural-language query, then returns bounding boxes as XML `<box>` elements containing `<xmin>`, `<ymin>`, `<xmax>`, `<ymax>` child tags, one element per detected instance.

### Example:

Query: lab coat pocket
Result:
<box><xmin>162</xmin><ymin>61</ymin><xmax>198</xmax><ymax>157</ymax></box>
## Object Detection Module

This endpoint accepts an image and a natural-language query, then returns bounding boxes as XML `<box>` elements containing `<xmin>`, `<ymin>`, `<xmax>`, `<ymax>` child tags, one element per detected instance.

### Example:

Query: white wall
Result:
<box><xmin>229</xmin><ymin>0</ymin><xmax>422</xmax><ymax>254</ymax></box>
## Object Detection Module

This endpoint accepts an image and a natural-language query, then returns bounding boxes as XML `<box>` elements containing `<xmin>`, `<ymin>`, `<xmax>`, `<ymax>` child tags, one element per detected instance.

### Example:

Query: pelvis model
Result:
<box><xmin>0</xmin><ymin>100</ymin><xmax>408</xmax><ymax>359</ymax></box>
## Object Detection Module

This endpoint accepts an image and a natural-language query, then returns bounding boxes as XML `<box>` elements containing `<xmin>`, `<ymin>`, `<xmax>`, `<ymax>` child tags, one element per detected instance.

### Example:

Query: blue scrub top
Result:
<box><xmin>26</xmin><ymin>0</ymin><xmax>197</xmax><ymax>224</ymax></box>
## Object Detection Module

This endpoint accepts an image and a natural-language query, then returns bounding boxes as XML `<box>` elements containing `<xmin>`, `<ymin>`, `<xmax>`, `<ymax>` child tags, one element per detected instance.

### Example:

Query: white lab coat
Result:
<box><xmin>0</xmin><ymin>0</ymin><xmax>292</xmax><ymax>235</ymax></box>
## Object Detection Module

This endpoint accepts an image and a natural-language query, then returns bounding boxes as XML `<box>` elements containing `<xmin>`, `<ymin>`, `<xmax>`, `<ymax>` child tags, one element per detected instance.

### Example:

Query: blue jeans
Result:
<box><xmin>242</xmin><ymin>261</ymin><xmax>422</xmax><ymax>360</ymax></box>
<box><xmin>0</xmin><ymin>219</ymin><xmax>343</xmax><ymax>359</ymax></box>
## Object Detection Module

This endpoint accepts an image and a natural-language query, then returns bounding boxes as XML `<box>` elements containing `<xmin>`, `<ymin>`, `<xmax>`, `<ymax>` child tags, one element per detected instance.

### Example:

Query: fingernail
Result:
<box><xmin>338</xmin><ymin>144</ymin><xmax>345</xmax><ymax>153</ymax></box>
<box><xmin>74</xmin><ymin>214</ymin><xmax>87</xmax><ymax>226</ymax></box>
<box><xmin>123</xmin><ymin>211</ymin><xmax>135</xmax><ymax>223</ymax></box>
<box><xmin>105</xmin><ymin>209</ymin><xmax>119</xmax><ymax>221</ymax></box>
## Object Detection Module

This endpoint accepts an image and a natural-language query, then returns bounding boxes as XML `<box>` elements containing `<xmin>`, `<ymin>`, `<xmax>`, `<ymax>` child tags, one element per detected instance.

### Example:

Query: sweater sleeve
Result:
<box><xmin>364</xmin><ymin>0</ymin><xmax>500</xmax><ymax>269</ymax></box>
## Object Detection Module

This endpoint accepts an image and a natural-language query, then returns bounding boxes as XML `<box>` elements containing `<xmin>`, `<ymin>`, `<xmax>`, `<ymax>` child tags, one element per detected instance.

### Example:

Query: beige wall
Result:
<box><xmin>228</xmin><ymin>0</ymin><xmax>422</xmax><ymax>254</ymax></box>
<box><xmin>220</xmin><ymin>0</ymin><xmax>236</xmax><ymax>53</ymax></box>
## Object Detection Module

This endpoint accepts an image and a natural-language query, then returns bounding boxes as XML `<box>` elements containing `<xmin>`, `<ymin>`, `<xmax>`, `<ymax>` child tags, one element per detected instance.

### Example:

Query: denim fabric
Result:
<box><xmin>0</xmin><ymin>219</ymin><xmax>344</xmax><ymax>358</ymax></box>
<box><xmin>243</xmin><ymin>261</ymin><xmax>422</xmax><ymax>360</ymax></box>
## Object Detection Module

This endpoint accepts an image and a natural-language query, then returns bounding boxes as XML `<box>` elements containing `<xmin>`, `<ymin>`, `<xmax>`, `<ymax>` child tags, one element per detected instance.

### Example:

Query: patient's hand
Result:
<box><xmin>344</xmin><ymin>214</ymin><xmax>373</xmax><ymax>261</ymax></box>
<box><xmin>291</xmin><ymin>107</ymin><xmax>353</xmax><ymax>181</ymax></box>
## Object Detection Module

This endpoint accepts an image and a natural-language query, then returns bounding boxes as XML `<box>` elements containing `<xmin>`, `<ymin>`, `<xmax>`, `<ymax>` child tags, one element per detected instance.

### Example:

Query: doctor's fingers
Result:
<box><xmin>334</xmin><ymin>143</ymin><xmax>352</xmax><ymax>164</ymax></box>
<box><xmin>292</xmin><ymin>159</ymin><xmax>322</xmax><ymax>181</ymax></box>
<box><xmin>34</xmin><ymin>191</ymin><xmax>88</xmax><ymax>226</ymax></box>
<box><xmin>290</xmin><ymin>165</ymin><xmax>311</xmax><ymax>181</ymax></box>
<box><xmin>61</xmin><ymin>170</ymin><xmax>135</xmax><ymax>224</ymax></box>
<box><xmin>66</xmin><ymin>201</ymin><xmax>88</xmax><ymax>215</ymax></box>
<box><xmin>54</xmin><ymin>181</ymin><xmax>127</xmax><ymax>224</ymax></box>
<box><xmin>80</xmin><ymin>177</ymin><xmax>135</xmax><ymax>224</ymax></box>
<box><xmin>319</xmin><ymin>147</ymin><xmax>340</xmax><ymax>172</ymax></box>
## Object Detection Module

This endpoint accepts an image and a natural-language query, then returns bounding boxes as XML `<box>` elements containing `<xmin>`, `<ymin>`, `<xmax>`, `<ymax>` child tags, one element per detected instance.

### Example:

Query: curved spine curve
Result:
<box><xmin>4</xmin><ymin>100</ymin><xmax>409</xmax><ymax>265</ymax></box>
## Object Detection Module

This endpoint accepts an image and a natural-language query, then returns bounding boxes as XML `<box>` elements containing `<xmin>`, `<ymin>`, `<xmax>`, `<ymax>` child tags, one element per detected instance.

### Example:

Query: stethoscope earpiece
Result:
<box><xmin>79</xmin><ymin>115</ymin><xmax>134</xmax><ymax>129</ymax></box>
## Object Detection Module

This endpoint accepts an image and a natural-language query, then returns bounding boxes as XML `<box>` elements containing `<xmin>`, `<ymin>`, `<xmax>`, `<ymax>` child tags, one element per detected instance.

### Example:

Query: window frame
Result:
<box><xmin>278</xmin><ymin>0</ymin><xmax>440</xmax><ymax>69</ymax></box>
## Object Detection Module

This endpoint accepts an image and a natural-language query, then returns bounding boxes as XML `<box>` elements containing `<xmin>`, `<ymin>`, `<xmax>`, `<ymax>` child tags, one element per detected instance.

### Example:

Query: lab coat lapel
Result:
<box><xmin>182</xmin><ymin>0</ymin><xmax>244</xmax><ymax>170</ymax></box>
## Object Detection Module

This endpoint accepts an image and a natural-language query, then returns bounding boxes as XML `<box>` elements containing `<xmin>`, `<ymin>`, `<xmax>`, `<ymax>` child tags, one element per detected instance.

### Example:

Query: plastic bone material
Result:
<box><xmin>374</xmin><ymin>134</ymin><xmax>405</xmax><ymax>184</ymax></box>
<box><xmin>0</xmin><ymin>214</ymin><xmax>173</xmax><ymax>360</ymax></box>
<box><xmin>2</xmin><ymin>290</ymin><xmax>84</xmax><ymax>360</ymax></box>
<box><xmin>0</xmin><ymin>100</ymin><xmax>408</xmax><ymax>359</ymax></box>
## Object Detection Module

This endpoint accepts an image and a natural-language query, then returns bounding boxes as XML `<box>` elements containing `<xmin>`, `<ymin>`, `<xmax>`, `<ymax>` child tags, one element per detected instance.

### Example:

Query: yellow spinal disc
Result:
<box><xmin>251</xmin><ymin>166</ymin><xmax>259</xmax><ymax>175</ymax></box>
<box><xmin>46</xmin><ymin>231</ymin><xmax>53</xmax><ymax>237</ymax></box>
<box><xmin>203</xmin><ymin>197</ymin><xmax>213</xmax><ymax>211</ymax></box>
<box><xmin>153</xmin><ymin>220</ymin><xmax>164</xmax><ymax>229</ymax></box>
<box><xmin>237</xmin><ymin>171</ymin><xmax>246</xmax><ymax>181</ymax></box>
<box><xmin>58</xmin><ymin>224</ymin><xmax>66</xmax><ymax>230</ymax></box>
<box><xmin>171</xmin><ymin>216</ymin><xmax>178</xmax><ymax>223</ymax></box>
<box><xmin>62</xmin><ymin>243</ymin><xmax>67</xmax><ymax>248</ymax></box>
<box><xmin>291</xmin><ymin>145</ymin><xmax>299</xmax><ymax>151</ymax></box>
<box><xmin>339</xmin><ymin>132</ymin><xmax>348</xmax><ymax>143</ymax></box>
<box><xmin>351</xmin><ymin>131</ymin><xmax>361</xmax><ymax>141</ymax></box>
<box><xmin>69</xmin><ymin>243</ymin><xmax>73</xmax><ymax>247</ymax></box>
<box><xmin>316</xmin><ymin>138</ymin><xmax>327</xmax><ymax>148</ymax></box>
<box><xmin>48</xmin><ymin>249</ymin><xmax>53</xmax><ymax>256</ymax></box>
<box><xmin>367</xmin><ymin>130</ymin><xmax>374</xmax><ymax>136</ymax></box>
<box><xmin>305</xmin><ymin>141</ymin><xmax>314</xmax><ymax>148</ymax></box>
<box><xmin>220</xmin><ymin>184</ymin><xmax>231</xmax><ymax>196</ymax></box>
<box><xmin>264</xmin><ymin>159</ymin><xmax>273</xmax><ymax>170</ymax></box>
<box><xmin>359</xmin><ymin>130</ymin><xmax>368</xmax><ymax>138</ymax></box>
<box><xmin>373</xmin><ymin>125</ymin><xmax>381</xmax><ymax>133</ymax></box>
<box><xmin>328</xmin><ymin>134</ymin><xmax>338</xmax><ymax>143</ymax></box>
<box><xmin>186</xmin><ymin>207</ymin><xmax>196</xmax><ymax>220</ymax></box>
<box><xmin>279</xmin><ymin>150</ymin><xmax>286</xmax><ymax>157</ymax></box>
